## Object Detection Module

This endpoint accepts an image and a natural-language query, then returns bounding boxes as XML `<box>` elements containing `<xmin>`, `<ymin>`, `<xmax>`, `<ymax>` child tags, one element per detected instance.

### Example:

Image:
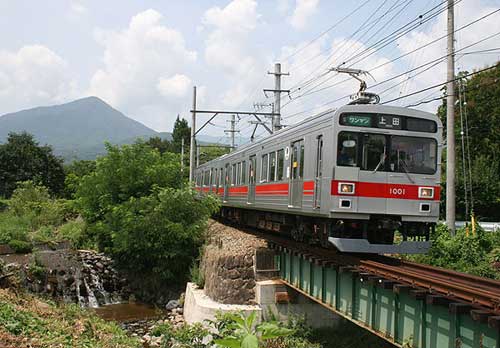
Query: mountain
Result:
<box><xmin>0</xmin><ymin>97</ymin><xmax>158</xmax><ymax>161</ymax></box>
<box><xmin>0</xmin><ymin>97</ymin><xmax>250</xmax><ymax>162</ymax></box>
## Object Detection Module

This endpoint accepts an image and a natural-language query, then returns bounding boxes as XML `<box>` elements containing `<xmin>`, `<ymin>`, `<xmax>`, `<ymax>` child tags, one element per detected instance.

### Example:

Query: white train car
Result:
<box><xmin>195</xmin><ymin>103</ymin><xmax>442</xmax><ymax>254</ymax></box>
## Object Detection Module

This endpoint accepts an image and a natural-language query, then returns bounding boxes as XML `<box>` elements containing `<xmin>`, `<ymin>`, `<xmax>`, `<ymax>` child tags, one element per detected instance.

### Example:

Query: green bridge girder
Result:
<box><xmin>276</xmin><ymin>251</ymin><xmax>500</xmax><ymax>348</ymax></box>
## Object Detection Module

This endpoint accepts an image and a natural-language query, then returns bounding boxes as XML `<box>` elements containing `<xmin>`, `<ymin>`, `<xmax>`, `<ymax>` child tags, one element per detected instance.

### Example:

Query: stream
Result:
<box><xmin>93</xmin><ymin>302</ymin><xmax>163</xmax><ymax>322</ymax></box>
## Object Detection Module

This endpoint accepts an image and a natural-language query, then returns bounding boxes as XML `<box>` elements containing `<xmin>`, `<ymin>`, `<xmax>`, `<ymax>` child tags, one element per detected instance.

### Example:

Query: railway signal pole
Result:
<box><xmin>446</xmin><ymin>0</ymin><xmax>456</xmax><ymax>234</ymax></box>
<box><xmin>264</xmin><ymin>63</ymin><xmax>289</xmax><ymax>132</ymax></box>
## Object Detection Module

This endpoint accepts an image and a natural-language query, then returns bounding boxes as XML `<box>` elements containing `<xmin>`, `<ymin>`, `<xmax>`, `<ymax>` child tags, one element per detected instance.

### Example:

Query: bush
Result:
<box><xmin>190</xmin><ymin>262</ymin><xmax>205</xmax><ymax>288</ymax></box>
<box><xmin>58</xmin><ymin>219</ymin><xmax>88</xmax><ymax>249</ymax></box>
<box><xmin>0</xmin><ymin>212</ymin><xmax>30</xmax><ymax>244</ymax></box>
<box><xmin>101</xmin><ymin>187</ymin><xmax>219</xmax><ymax>283</ymax></box>
<box><xmin>8</xmin><ymin>240</ymin><xmax>32</xmax><ymax>254</ymax></box>
<box><xmin>75</xmin><ymin>142</ymin><xmax>219</xmax><ymax>285</ymax></box>
<box><xmin>409</xmin><ymin>224</ymin><xmax>500</xmax><ymax>279</ymax></box>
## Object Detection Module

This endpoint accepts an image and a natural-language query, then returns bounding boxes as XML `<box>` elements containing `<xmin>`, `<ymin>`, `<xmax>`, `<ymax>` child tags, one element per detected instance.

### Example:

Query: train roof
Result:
<box><xmin>196</xmin><ymin>104</ymin><xmax>440</xmax><ymax>169</ymax></box>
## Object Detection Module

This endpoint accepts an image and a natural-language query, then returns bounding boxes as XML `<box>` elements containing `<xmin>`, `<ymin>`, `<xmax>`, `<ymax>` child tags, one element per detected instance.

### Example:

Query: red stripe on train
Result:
<box><xmin>330</xmin><ymin>180</ymin><xmax>440</xmax><ymax>201</ymax></box>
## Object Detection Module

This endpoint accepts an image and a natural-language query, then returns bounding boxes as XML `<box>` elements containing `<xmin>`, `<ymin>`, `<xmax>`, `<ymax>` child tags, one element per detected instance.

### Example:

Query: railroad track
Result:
<box><xmin>220</xmin><ymin>221</ymin><xmax>500</xmax><ymax>316</ymax></box>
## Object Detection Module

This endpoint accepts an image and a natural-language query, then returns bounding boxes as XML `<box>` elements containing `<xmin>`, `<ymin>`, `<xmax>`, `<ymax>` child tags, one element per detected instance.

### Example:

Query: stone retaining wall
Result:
<box><xmin>201</xmin><ymin>221</ymin><xmax>267</xmax><ymax>305</ymax></box>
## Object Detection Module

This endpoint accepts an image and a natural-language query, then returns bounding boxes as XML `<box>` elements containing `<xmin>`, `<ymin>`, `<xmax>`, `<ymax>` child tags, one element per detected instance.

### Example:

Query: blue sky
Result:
<box><xmin>1</xmin><ymin>0</ymin><xmax>499</xmax><ymax>143</ymax></box>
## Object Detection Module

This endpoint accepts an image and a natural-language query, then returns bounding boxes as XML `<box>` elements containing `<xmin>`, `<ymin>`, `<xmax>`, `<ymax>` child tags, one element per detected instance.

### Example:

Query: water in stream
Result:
<box><xmin>93</xmin><ymin>302</ymin><xmax>162</xmax><ymax>322</ymax></box>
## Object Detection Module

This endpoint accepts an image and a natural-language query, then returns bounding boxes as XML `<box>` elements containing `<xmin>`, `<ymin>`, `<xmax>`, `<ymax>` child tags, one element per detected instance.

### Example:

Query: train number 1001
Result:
<box><xmin>389</xmin><ymin>188</ymin><xmax>406</xmax><ymax>195</ymax></box>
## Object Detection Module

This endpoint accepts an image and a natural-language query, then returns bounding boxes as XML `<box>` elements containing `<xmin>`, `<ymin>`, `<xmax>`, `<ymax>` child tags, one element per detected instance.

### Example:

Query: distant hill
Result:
<box><xmin>0</xmin><ymin>97</ymin><xmax>248</xmax><ymax>162</ymax></box>
<box><xmin>0</xmin><ymin>97</ymin><xmax>159</xmax><ymax>161</ymax></box>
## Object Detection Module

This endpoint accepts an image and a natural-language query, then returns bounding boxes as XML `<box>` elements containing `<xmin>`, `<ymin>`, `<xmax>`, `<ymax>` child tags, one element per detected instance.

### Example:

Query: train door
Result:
<box><xmin>247</xmin><ymin>155</ymin><xmax>256</xmax><ymax>204</ymax></box>
<box><xmin>289</xmin><ymin>140</ymin><xmax>304</xmax><ymax>208</ymax></box>
<box><xmin>313</xmin><ymin>135</ymin><xmax>323</xmax><ymax>208</ymax></box>
<box><xmin>223</xmin><ymin>163</ymin><xmax>230</xmax><ymax>202</ymax></box>
<box><xmin>357</xmin><ymin>133</ymin><xmax>387</xmax><ymax>213</ymax></box>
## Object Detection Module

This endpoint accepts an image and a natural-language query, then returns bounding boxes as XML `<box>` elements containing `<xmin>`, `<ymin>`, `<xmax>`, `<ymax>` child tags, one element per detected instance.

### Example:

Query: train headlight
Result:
<box><xmin>418</xmin><ymin>187</ymin><xmax>434</xmax><ymax>199</ymax></box>
<box><xmin>338</xmin><ymin>182</ymin><xmax>355</xmax><ymax>195</ymax></box>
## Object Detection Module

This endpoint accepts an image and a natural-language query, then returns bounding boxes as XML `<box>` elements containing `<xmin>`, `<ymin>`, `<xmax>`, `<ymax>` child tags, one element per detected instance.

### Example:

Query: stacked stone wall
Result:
<box><xmin>201</xmin><ymin>221</ymin><xmax>267</xmax><ymax>305</ymax></box>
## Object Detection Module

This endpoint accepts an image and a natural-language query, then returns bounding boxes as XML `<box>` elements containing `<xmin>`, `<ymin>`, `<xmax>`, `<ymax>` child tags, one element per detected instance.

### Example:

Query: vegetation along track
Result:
<box><xmin>218</xmin><ymin>220</ymin><xmax>500</xmax><ymax>316</ymax></box>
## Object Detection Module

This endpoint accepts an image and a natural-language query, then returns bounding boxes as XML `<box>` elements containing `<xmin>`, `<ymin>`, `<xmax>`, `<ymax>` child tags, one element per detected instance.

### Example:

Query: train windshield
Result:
<box><xmin>337</xmin><ymin>132</ymin><xmax>437</xmax><ymax>174</ymax></box>
<box><xmin>390</xmin><ymin>136</ymin><xmax>437</xmax><ymax>175</ymax></box>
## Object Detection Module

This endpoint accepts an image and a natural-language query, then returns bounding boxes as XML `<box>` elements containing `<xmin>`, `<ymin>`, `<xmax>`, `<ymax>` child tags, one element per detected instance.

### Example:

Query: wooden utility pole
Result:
<box><xmin>446</xmin><ymin>0</ymin><xmax>456</xmax><ymax>234</ymax></box>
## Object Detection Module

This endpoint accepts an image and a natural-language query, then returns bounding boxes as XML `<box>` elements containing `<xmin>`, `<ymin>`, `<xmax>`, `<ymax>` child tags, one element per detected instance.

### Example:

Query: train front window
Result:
<box><xmin>337</xmin><ymin>132</ymin><xmax>359</xmax><ymax>167</ymax></box>
<box><xmin>361</xmin><ymin>134</ymin><xmax>386</xmax><ymax>171</ymax></box>
<box><xmin>390</xmin><ymin>136</ymin><xmax>437</xmax><ymax>174</ymax></box>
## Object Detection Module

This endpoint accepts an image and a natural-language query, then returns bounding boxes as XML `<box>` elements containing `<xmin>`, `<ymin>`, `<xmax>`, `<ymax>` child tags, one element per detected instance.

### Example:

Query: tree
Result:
<box><xmin>76</xmin><ymin>142</ymin><xmax>183</xmax><ymax>223</ymax></box>
<box><xmin>172</xmin><ymin>116</ymin><xmax>191</xmax><ymax>153</ymax></box>
<box><xmin>63</xmin><ymin>160</ymin><xmax>96</xmax><ymax>198</ymax></box>
<box><xmin>0</xmin><ymin>132</ymin><xmax>65</xmax><ymax>197</ymax></box>
<box><xmin>145</xmin><ymin>136</ymin><xmax>175</xmax><ymax>154</ymax></box>
<box><xmin>438</xmin><ymin>62</ymin><xmax>500</xmax><ymax>220</ymax></box>
<box><xmin>75</xmin><ymin>141</ymin><xmax>218</xmax><ymax>283</ymax></box>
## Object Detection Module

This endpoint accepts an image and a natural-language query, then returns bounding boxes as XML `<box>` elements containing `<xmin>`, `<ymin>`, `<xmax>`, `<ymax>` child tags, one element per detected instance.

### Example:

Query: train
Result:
<box><xmin>194</xmin><ymin>101</ymin><xmax>442</xmax><ymax>254</ymax></box>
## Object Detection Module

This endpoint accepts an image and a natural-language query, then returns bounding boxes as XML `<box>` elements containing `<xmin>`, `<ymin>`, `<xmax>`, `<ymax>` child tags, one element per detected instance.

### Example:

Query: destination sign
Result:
<box><xmin>342</xmin><ymin>115</ymin><xmax>372</xmax><ymax>127</ymax></box>
<box><xmin>339</xmin><ymin>113</ymin><xmax>437</xmax><ymax>133</ymax></box>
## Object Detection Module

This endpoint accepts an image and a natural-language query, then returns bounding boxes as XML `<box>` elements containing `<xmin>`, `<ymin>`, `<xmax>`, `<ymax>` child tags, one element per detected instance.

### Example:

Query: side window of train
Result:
<box><xmin>231</xmin><ymin>164</ymin><xmax>237</xmax><ymax>186</ymax></box>
<box><xmin>241</xmin><ymin>161</ymin><xmax>247</xmax><ymax>184</ymax></box>
<box><xmin>269</xmin><ymin>152</ymin><xmax>277</xmax><ymax>182</ymax></box>
<box><xmin>261</xmin><ymin>154</ymin><xmax>269</xmax><ymax>182</ymax></box>
<box><xmin>299</xmin><ymin>143</ymin><xmax>305</xmax><ymax>178</ymax></box>
<box><xmin>337</xmin><ymin>132</ymin><xmax>359</xmax><ymax>167</ymax></box>
<box><xmin>277</xmin><ymin>149</ymin><xmax>284</xmax><ymax>181</ymax></box>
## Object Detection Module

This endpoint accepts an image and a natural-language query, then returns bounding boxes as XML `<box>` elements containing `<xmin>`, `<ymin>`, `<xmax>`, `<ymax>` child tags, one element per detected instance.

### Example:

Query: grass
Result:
<box><xmin>0</xmin><ymin>288</ymin><xmax>140</xmax><ymax>348</ymax></box>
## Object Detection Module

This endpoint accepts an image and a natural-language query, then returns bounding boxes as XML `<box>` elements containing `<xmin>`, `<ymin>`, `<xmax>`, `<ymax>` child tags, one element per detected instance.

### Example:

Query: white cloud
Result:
<box><xmin>277</xmin><ymin>0</ymin><xmax>290</xmax><ymax>15</ymax></box>
<box><xmin>157</xmin><ymin>74</ymin><xmax>192</xmax><ymax>98</ymax></box>
<box><xmin>88</xmin><ymin>9</ymin><xmax>197</xmax><ymax>130</ymax></box>
<box><xmin>0</xmin><ymin>45</ymin><xmax>76</xmax><ymax>115</ymax></box>
<box><xmin>289</xmin><ymin>0</ymin><xmax>319</xmax><ymax>30</ymax></box>
<box><xmin>69</xmin><ymin>0</ymin><xmax>88</xmax><ymax>17</ymax></box>
<box><xmin>202</xmin><ymin>0</ymin><xmax>269</xmax><ymax>108</ymax></box>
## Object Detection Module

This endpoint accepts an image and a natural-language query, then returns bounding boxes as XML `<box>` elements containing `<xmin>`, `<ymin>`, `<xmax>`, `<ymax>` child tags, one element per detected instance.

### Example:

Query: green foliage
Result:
<box><xmin>190</xmin><ymin>261</ymin><xmax>205</xmax><ymax>288</ymax></box>
<box><xmin>0</xmin><ymin>288</ymin><xmax>141</xmax><ymax>347</ymax></box>
<box><xmin>63</xmin><ymin>159</ymin><xmax>96</xmax><ymax>198</ymax></box>
<box><xmin>438</xmin><ymin>63</ymin><xmax>500</xmax><ymax>219</ymax></box>
<box><xmin>8</xmin><ymin>239</ymin><xmax>32</xmax><ymax>254</ymax></box>
<box><xmin>0</xmin><ymin>212</ymin><xmax>30</xmax><ymax>244</ymax></box>
<box><xmin>58</xmin><ymin>218</ymin><xmax>88</xmax><ymax>249</ymax></box>
<box><xmin>145</xmin><ymin>136</ymin><xmax>176</xmax><ymax>154</ymax></box>
<box><xmin>214</xmin><ymin>312</ymin><xmax>294</xmax><ymax>348</ymax></box>
<box><xmin>0</xmin><ymin>301</ymin><xmax>45</xmax><ymax>335</ymax></box>
<box><xmin>100</xmin><ymin>187</ymin><xmax>219</xmax><ymax>282</ymax></box>
<box><xmin>0</xmin><ymin>132</ymin><xmax>65</xmax><ymax>198</ymax></box>
<box><xmin>75</xmin><ymin>142</ymin><xmax>219</xmax><ymax>284</ymax></box>
<box><xmin>0</xmin><ymin>182</ymin><xmax>84</xmax><ymax>247</ymax></box>
<box><xmin>172</xmin><ymin>116</ymin><xmax>191</xmax><ymax>153</ymax></box>
<box><xmin>198</xmin><ymin>145</ymin><xmax>232</xmax><ymax>165</ymax></box>
<box><xmin>76</xmin><ymin>142</ymin><xmax>183</xmax><ymax>222</ymax></box>
<box><xmin>409</xmin><ymin>224</ymin><xmax>500</xmax><ymax>279</ymax></box>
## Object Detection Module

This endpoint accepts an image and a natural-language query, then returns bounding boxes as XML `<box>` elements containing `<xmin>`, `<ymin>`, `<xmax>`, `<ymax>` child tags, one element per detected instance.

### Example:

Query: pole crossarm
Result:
<box><xmin>251</xmin><ymin>114</ymin><xmax>273</xmax><ymax>135</ymax></box>
<box><xmin>195</xmin><ymin>112</ymin><xmax>219</xmax><ymax>136</ymax></box>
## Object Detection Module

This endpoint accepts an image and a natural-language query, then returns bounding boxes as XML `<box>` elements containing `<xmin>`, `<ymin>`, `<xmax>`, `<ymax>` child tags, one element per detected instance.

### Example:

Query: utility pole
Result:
<box><xmin>446</xmin><ymin>0</ymin><xmax>456</xmax><ymax>235</ymax></box>
<box><xmin>189</xmin><ymin>86</ymin><xmax>196</xmax><ymax>183</ymax></box>
<box><xmin>196</xmin><ymin>144</ymin><xmax>200</xmax><ymax>167</ymax></box>
<box><xmin>225</xmin><ymin>114</ymin><xmax>239</xmax><ymax>150</ymax></box>
<box><xmin>265</xmin><ymin>63</ymin><xmax>289</xmax><ymax>132</ymax></box>
<box><xmin>180</xmin><ymin>137</ymin><xmax>184</xmax><ymax>173</ymax></box>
